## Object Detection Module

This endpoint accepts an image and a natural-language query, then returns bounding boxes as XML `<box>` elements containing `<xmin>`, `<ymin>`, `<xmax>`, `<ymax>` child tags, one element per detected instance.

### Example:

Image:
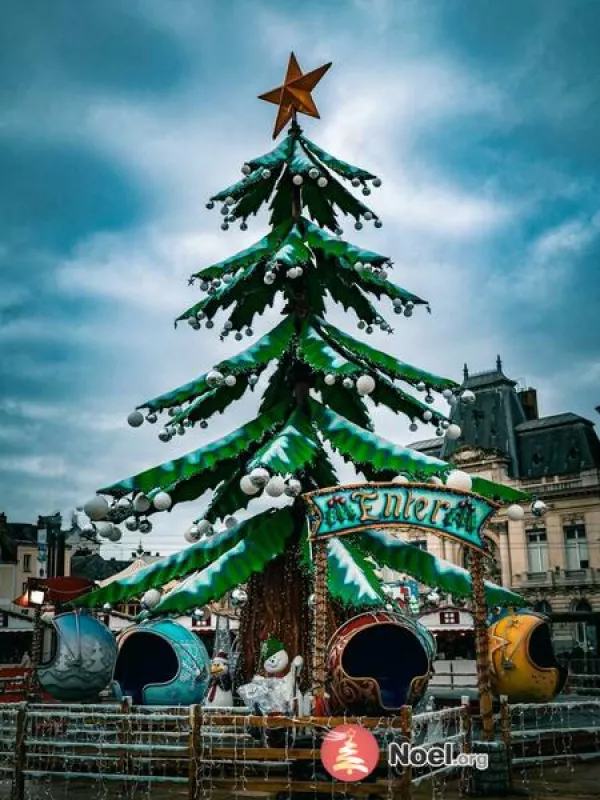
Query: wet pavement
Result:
<box><xmin>1</xmin><ymin>761</ymin><xmax>600</xmax><ymax>800</ymax></box>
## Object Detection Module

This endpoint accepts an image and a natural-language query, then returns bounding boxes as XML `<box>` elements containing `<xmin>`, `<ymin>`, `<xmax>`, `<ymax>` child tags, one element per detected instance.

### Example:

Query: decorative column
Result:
<box><xmin>497</xmin><ymin>526</ymin><xmax>512</xmax><ymax>587</ymax></box>
<box><xmin>469</xmin><ymin>548</ymin><xmax>494</xmax><ymax>740</ymax></box>
<box><xmin>312</xmin><ymin>538</ymin><xmax>329</xmax><ymax>714</ymax></box>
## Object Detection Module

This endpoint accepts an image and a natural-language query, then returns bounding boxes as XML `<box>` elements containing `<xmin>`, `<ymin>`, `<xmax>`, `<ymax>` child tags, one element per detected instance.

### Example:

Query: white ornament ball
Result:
<box><xmin>125</xmin><ymin>517</ymin><xmax>139</xmax><ymax>532</ymax></box>
<box><xmin>127</xmin><ymin>411</ymin><xmax>144</xmax><ymax>428</ymax></box>
<box><xmin>224</xmin><ymin>516</ymin><xmax>238</xmax><ymax>530</ymax></box>
<box><xmin>262</xmin><ymin>169</ymin><xmax>271</xmax><ymax>179</ymax></box>
<box><xmin>84</xmin><ymin>495</ymin><xmax>110</xmax><ymax>521</ymax></box>
<box><xmin>207</xmin><ymin>370</ymin><xmax>224</xmax><ymax>387</ymax></box>
<box><xmin>356</xmin><ymin>374</ymin><xmax>376</xmax><ymax>396</ymax></box>
<box><xmin>423</xmin><ymin>410</ymin><xmax>433</xmax><ymax>422</ymax></box>
<box><xmin>197</xmin><ymin>519</ymin><xmax>214</xmax><ymax>537</ymax></box>
<box><xmin>117</xmin><ymin>496</ymin><xmax>132</xmax><ymax>511</ymax></box>
<box><xmin>342</xmin><ymin>377</ymin><xmax>354</xmax><ymax>389</ymax></box>
<box><xmin>142</xmin><ymin>589</ymin><xmax>162</xmax><ymax>609</ymax></box>
<box><xmin>240</xmin><ymin>475</ymin><xmax>260</xmax><ymax>495</ymax></box>
<box><xmin>507</xmin><ymin>504</ymin><xmax>525</xmax><ymax>522</ymax></box>
<box><xmin>265</xmin><ymin>475</ymin><xmax>286</xmax><ymax>497</ymax></box>
<box><xmin>249</xmin><ymin>467</ymin><xmax>270</xmax><ymax>487</ymax></box>
<box><xmin>445</xmin><ymin>470</ymin><xmax>473</xmax><ymax>493</ymax></box>
<box><xmin>392</xmin><ymin>475</ymin><xmax>409</xmax><ymax>484</ymax></box>
<box><xmin>460</xmin><ymin>390</ymin><xmax>476</xmax><ymax>405</ymax></box>
<box><xmin>184</xmin><ymin>526</ymin><xmax>200</xmax><ymax>543</ymax></box>
<box><xmin>264</xmin><ymin>271</ymin><xmax>276</xmax><ymax>285</ymax></box>
<box><xmin>324</xmin><ymin>373</ymin><xmax>336</xmax><ymax>386</ymax></box>
<box><xmin>416</xmin><ymin>381</ymin><xmax>426</xmax><ymax>392</ymax></box>
<box><xmin>133</xmin><ymin>493</ymin><xmax>151</xmax><ymax>513</ymax></box>
<box><xmin>153</xmin><ymin>491</ymin><xmax>173</xmax><ymax>511</ymax></box>
<box><xmin>292</xmin><ymin>174</ymin><xmax>303</xmax><ymax>185</ymax></box>
<box><xmin>241</xmin><ymin>163</ymin><xmax>251</xmax><ymax>175</ymax></box>
<box><xmin>445</xmin><ymin>424</ymin><xmax>462</xmax><ymax>440</ymax></box>
<box><xmin>442</xmin><ymin>389</ymin><xmax>453</xmax><ymax>400</ymax></box>
<box><xmin>225</xmin><ymin>374</ymin><xmax>237</xmax><ymax>387</ymax></box>
<box><xmin>285</xmin><ymin>478</ymin><xmax>303</xmax><ymax>496</ymax></box>
<box><xmin>317</xmin><ymin>177</ymin><xmax>328</xmax><ymax>188</ymax></box>
<box><xmin>309</xmin><ymin>168</ymin><xmax>319</xmax><ymax>179</ymax></box>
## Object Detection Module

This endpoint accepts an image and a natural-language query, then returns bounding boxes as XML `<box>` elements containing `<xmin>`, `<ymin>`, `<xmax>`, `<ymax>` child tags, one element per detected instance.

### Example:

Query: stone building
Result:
<box><xmin>409</xmin><ymin>358</ymin><xmax>600</xmax><ymax>657</ymax></box>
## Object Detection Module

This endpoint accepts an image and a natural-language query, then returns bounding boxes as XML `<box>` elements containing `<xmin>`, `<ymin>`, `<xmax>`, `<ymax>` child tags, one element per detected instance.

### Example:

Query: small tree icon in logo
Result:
<box><xmin>321</xmin><ymin>724</ymin><xmax>379</xmax><ymax>782</ymax></box>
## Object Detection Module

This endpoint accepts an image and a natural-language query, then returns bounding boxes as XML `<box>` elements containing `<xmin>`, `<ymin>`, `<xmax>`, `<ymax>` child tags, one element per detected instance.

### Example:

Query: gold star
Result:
<box><xmin>259</xmin><ymin>53</ymin><xmax>332</xmax><ymax>139</ymax></box>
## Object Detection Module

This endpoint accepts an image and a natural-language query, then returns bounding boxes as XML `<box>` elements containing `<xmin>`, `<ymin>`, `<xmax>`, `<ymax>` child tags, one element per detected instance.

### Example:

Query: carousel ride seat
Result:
<box><xmin>328</xmin><ymin>611</ymin><xmax>436</xmax><ymax>715</ymax></box>
<box><xmin>489</xmin><ymin>609</ymin><xmax>568</xmax><ymax>703</ymax></box>
<box><xmin>37</xmin><ymin>611</ymin><xmax>117</xmax><ymax>703</ymax></box>
<box><xmin>114</xmin><ymin>619</ymin><xmax>210</xmax><ymax>706</ymax></box>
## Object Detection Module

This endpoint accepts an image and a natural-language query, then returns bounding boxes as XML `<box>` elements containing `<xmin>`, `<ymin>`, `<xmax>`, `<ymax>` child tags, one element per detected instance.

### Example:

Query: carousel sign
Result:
<box><xmin>304</xmin><ymin>482</ymin><xmax>497</xmax><ymax>552</ymax></box>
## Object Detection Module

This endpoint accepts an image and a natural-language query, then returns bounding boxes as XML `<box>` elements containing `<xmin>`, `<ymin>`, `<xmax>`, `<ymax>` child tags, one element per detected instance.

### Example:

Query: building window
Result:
<box><xmin>573</xmin><ymin>599</ymin><xmax>597</xmax><ymax>655</ymax></box>
<box><xmin>534</xmin><ymin>599</ymin><xmax>552</xmax><ymax>615</ymax></box>
<box><xmin>564</xmin><ymin>523</ymin><xmax>588</xmax><ymax>570</ymax></box>
<box><xmin>23</xmin><ymin>554</ymin><xmax>31</xmax><ymax>573</ymax></box>
<box><xmin>526</xmin><ymin>527</ymin><xmax>548</xmax><ymax>572</ymax></box>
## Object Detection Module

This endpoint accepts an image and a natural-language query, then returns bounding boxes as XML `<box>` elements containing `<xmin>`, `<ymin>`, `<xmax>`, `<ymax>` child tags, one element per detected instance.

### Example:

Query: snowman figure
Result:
<box><xmin>203</xmin><ymin>651</ymin><xmax>233</xmax><ymax>708</ymax></box>
<box><xmin>238</xmin><ymin>635</ymin><xmax>303</xmax><ymax>714</ymax></box>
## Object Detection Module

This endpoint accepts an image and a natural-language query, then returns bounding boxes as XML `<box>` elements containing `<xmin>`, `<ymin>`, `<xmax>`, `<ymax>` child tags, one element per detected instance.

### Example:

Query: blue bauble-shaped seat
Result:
<box><xmin>37</xmin><ymin>611</ymin><xmax>117</xmax><ymax>702</ymax></box>
<box><xmin>114</xmin><ymin>619</ymin><xmax>210</xmax><ymax>705</ymax></box>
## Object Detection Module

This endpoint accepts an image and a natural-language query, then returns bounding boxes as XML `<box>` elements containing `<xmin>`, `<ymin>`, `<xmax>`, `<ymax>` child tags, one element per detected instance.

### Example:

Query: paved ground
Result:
<box><xmin>4</xmin><ymin>761</ymin><xmax>600</xmax><ymax>800</ymax></box>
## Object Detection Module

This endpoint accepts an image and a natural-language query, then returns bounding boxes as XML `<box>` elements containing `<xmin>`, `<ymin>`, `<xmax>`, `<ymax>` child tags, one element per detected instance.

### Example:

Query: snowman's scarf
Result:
<box><xmin>207</xmin><ymin>672</ymin><xmax>232</xmax><ymax>701</ymax></box>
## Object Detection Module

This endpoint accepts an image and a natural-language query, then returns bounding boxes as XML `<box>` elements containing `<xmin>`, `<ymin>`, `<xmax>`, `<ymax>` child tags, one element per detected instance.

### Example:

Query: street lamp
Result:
<box><xmin>26</xmin><ymin>579</ymin><xmax>47</xmax><ymax>701</ymax></box>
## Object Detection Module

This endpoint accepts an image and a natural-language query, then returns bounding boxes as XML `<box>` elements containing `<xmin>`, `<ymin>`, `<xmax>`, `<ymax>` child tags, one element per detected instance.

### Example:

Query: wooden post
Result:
<box><xmin>399</xmin><ymin>705</ymin><xmax>412</xmax><ymax>800</ymax></box>
<box><xmin>459</xmin><ymin>696</ymin><xmax>472</xmax><ymax>795</ymax></box>
<box><xmin>312</xmin><ymin>538</ymin><xmax>329</xmax><ymax>712</ymax></box>
<box><xmin>499</xmin><ymin>695</ymin><xmax>512</xmax><ymax>785</ymax></box>
<box><xmin>469</xmin><ymin>548</ymin><xmax>494</xmax><ymax>741</ymax></box>
<box><xmin>11</xmin><ymin>702</ymin><xmax>27</xmax><ymax>800</ymax></box>
<box><xmin>26</xmin><ymin>606</ymin><xmax>43</xmax><ymax>701</ymax></box>
<box><xmin>118</xmin><ymin>697</ymin><xmax>132</xmax><ymax>794</ymax></box>
<box><xmin>188</xmin><ymin>704</ymin><xmax>201</xmax><ymax>800</ymax></box>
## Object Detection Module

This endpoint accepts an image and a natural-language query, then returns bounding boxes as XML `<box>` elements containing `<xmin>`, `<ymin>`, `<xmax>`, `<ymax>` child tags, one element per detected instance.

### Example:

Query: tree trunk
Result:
<box><xmin>237</xmin><ymin>502</ymin><xmax>349</xmax><ymax>687</ymax></box>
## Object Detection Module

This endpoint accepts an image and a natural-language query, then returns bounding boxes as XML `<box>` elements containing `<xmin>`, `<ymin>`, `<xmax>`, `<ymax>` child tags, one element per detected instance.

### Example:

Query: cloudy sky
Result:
<box><xmin>1</xmin><ymin>0</ymin><xmax>599</xmax><ymax>559</ymax></box>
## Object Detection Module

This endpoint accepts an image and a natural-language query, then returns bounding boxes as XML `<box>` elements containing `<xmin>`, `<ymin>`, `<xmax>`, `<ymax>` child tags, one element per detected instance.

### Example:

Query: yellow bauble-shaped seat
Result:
<box><xmin>488</xmin><ymin>610</ymin><xmax>568</xmax><ymax>703</ymax></box>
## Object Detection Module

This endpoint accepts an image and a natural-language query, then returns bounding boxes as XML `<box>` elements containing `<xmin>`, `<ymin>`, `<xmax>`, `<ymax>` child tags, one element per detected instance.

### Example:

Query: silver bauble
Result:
<box><xmin>249</xmin><ymin>467</ymin><xmax>270</xmax><ymax>487</ymax></box>
<box><xmin>127</xmin><ymin>410</ymin><xmax>144</xmax><ymax>428</ymax></box>
<box><xmin>231</xmin><ymin>588</ymin><xmax>248</xmax><ymax>607</ymax></box>
<box><xmin>138</xmin><ymin>519</ymin><xmax>152</xmax><ymax>534</ymax></box>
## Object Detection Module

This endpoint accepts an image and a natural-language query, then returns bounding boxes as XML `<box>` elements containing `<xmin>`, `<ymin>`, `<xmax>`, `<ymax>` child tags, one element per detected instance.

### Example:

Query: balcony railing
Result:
<box><xmin>513</xmin><ymin>568</ymin><xmax>600</xmax><ymax>589</ymax></box>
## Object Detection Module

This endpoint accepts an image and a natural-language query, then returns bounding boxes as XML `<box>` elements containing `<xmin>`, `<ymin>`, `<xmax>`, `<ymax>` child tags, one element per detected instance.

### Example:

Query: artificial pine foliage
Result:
<box><xmin>75</xmin><ymin>58</ymin><xmax>528</xmax><ymax>678</ymax></box>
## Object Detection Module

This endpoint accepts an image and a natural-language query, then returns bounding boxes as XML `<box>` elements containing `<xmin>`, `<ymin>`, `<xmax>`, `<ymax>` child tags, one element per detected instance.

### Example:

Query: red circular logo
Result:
<box><xmin>320</xmin><ymin>724</ymin><xmax>379</xmax><ymax>782</ymax></box>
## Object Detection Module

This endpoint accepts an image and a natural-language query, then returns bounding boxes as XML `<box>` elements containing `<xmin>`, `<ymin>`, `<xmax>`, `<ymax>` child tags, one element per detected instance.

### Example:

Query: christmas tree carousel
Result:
<box><xmin>51</xmin><ymin>53</ymin><xmax>566</xmax><ymax>795</ymax></box>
